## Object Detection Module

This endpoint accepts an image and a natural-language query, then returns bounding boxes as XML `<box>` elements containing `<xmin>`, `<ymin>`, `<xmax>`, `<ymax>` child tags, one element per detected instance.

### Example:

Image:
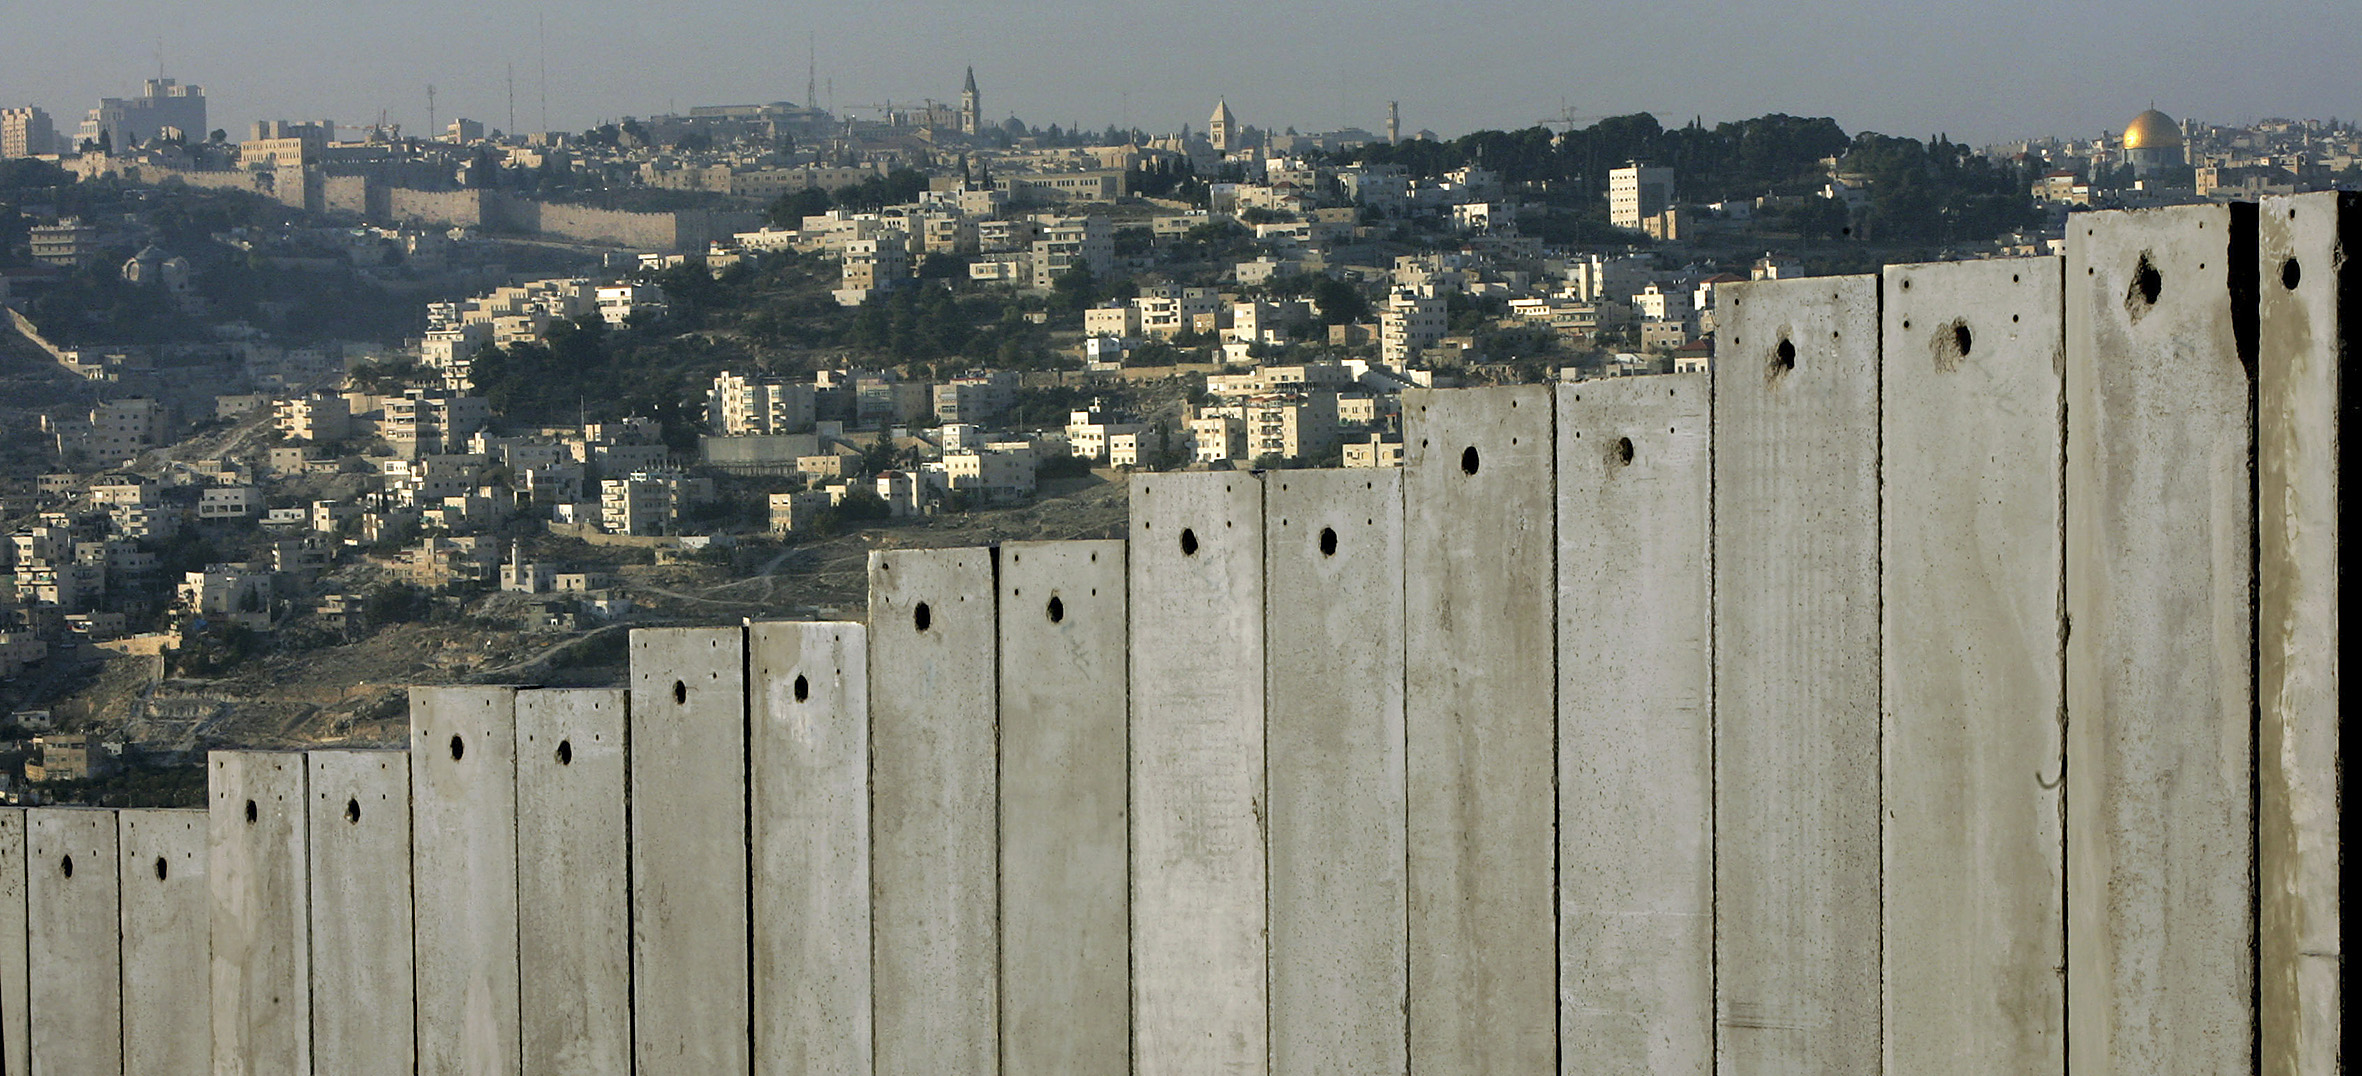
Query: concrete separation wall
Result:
<box><xmin>997</xmin><ymin>541</ymin><xmax>1130</xmax><ymax>1073</ymax></box>
<box><xmin>2066</xmin><ymin>203</ymin><xmax>2255</xmax><ymax>1076</ymax></box>
<box><xmin>1713</xmin><ymin>274</ymin><xmax>1883</xmax><ymax>1074</ymax></box>
<box><xmin>630</xmin><ymin>627</ymin><xmax>749</xmax><ymax>1075</ymax></box>
<box><xmin>868</xmin><ymin>547</ymin><xmax>1000</xmax><ymax>1073</ymax></box>
<box><xmin>1880</xmin><ymin>257</ymin><xmax>2066</xmax><ymax>1071</ymax></box>
<box><xmin>307</xmin><ymin>751</ymin><xmax>413</xmax><ymax>1076</ymax></box>
<box><xmin>1402</xmin><ymin>385</ymin><xmax>1558</xmax><ymax>1075</ymax></box>
<box><xmin>1130</xmin><ymin>471</ymin><xmax>1267</xmax><ymax>1075</ymax></box>
<box><xmin>118</xmin><ymin>808</ymin><xmax>207</xmax><ymax>1076</ymax></box>
<box><xmin>750</xmin><ymin>621</ymin><xmax>871</xmax><ymax>1076</ymax></box>
<box><xmin>516</xmin><ymin>689</ymin><xmax>632</xmax><ymax>1076</ymax></box>
<box><xmin>1556</xmin><ymin>375</ymin><xmax>1711</xmax><ymax>1075</ymax></box>
<box><xmin>0</xmin><ymin>201</ymin><xmax>2340</xmax><ymax>1076</ymax></box>
<box><xmin>1266</xmin><ymin>471</ymin><xmax>1406</xmax><ymax>1076</ymax></box>
<box><xmin>2255</xmin><ymin>190</ymin><xmax>2348</xmax><ymax>1076</ymax></box>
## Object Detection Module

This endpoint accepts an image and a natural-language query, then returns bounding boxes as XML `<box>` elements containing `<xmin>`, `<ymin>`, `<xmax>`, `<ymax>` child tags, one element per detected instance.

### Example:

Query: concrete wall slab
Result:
<box><xmin>410</xmin><ymin>687</ymin><xmax>520</xmax><ymax>1076</ymax></box>
<box><xmin>868</xmin><ymin>548</ymin><xmax>998</xmax><ymax>1075</ymax></box>
<box><xmin>308</xmin><ymin>750</ymin><xmax>414</xmax><ymax>1076</ymax></box>
<box><xmin>117</xmin><ymin>808</ymin><xmax>207</xmax><ymax>1076</ymax></box>
<box><xmin>750</xmin><ymin>621</ymin><xmax>870</xmax><ymax>1076</ymax></box>
<box><xmin>630</xmin><ymin>626</ymin><xmax>749</xmax><ymax>1075</ymax></box>
<box><xmin>2065</xmin><ymin>204</ymin><xmax>2255</xmax><ymax>1076</ymax></box>
<box><xmin>516</xmin><ymin>689</ymin><xmax>631</xmax><ymax>1076</ymax></box>
<box><xmin>1555</xmin><ymin>375</ymin><xmax>1711</xmax><ymax>1076</ymax></box>
<box><xmin>1401</xmin><ymin>385</ymin><xmax>1556</xmax><ymax>1074</ymax></box>
<box><xmin>1264</xmin><ymin>471</ymin><xmax>1406</xmax><ymax>1076</ymax></box>
<box><xmin>27</xmin><ymin>808</ymin><xmax>120</xmax><ymax>1076</ymax></box>
<box><xmin>2257</xmin><ymin>191</ymin><xmax>2348</xmax><ymax>1076</ymax></box>
<box><xmin>1</xmin><ymin>809</ymin><xmax>27</xmax><ymax>1076</ymax></box>
<box><xmin>997</xmin><ymin>541</ymin><xmax>1129</xmax><ymax>1075</ymax></box>
<box><xmin>1711</xmin><ymin>276</ymin><xmax>1883</xmax><ymax>1074</ymax></box>
<box><xmin>1880</xmin><ymin>258</ymin><xmax>2066</xmax><ymax>1072</ymax></box>
<box><xmin>1129</xmin><ymin>471</ymin><xmax>1266</xmax><ymax>1076</ymax></box>
<box><xmin>210</xmin><ymin>751</ymin><xmax>310</xmax><ymax>1076</ymax></box>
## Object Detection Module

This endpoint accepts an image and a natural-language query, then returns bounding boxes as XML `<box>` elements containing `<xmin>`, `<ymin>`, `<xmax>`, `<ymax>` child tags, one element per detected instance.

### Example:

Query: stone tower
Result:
<box><xmin>960</xmin><ymin>67</ymin><xmax>980</xmax><ymax>136</ymax></box>
<box><xmin>1209</xmin><ymin>98</ymin><xmax>1236</xmax><ymax>153</ymax></box>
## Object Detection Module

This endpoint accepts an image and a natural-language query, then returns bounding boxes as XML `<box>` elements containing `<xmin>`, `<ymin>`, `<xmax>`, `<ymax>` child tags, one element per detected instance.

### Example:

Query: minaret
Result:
<box><xmin>1209</xmin><ymin>98</ymin><xmax>1236</xmax><ymax>153</ymax></box>
<box><xmin>960</xmin><ymin>67</ymin><xmax>980</xmax><ymax>136</ymax></box>
<box><xmin>1387</xmin><ymin>101</ymin><xmax>1400</xmax><ymax>144</ymax></box>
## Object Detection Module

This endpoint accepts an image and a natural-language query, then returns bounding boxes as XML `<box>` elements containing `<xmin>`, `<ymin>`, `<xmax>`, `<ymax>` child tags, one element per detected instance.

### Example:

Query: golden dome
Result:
<box><xmin>2124</xmin><ymin>109</ymin><xmax>2182</xmax><ymax>149</ymax></box>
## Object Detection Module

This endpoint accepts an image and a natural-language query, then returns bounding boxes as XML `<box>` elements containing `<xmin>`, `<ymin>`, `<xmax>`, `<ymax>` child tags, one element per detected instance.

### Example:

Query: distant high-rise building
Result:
<box><xmin>1608</xmin><ymin>162</ymin><xmax>1675</xmax><ymax>231</ymax></box>
<box><xmin>2121</xmin><ymin>107</ymin><xmax>2185</xmax><ymax>178</ymax></box>
<box><xmin>80</xmin><ymin>78</ymin><xmax>206</xmax><ymax>150</ymax></box>
<box><xmin>1209</xmin><ymin>99</ymin><xmax>1237</xmax><ymax>153</ymax></box>
<box><xmin>2</xmin><ymin>106</ymin><xmax>59</xmax><ymax>157</ymax></box>
<box><xmin>960</xmin><ymin>67</ymin><xmax>981</xmax><ymax>136</ymax></box>
<box><xmin>1387</xmin><ymin>101</ymin><xmax>1400</xmax><ymax>145</ymax></box>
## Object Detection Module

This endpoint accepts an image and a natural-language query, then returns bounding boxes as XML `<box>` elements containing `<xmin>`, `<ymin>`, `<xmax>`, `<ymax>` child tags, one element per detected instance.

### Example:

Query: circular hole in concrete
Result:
<box><xmin>793</xmin><ymin>674</ymin><xmax>809</xmax><ymax>702</ymax></box>
<box><xmin>1773</xmin><ymin>338</ymin><xmax>1797</xmax><ymax>372</ymax></box>
<box><xmin>672</xmin><ymin>680</ymin><xmax>688</xmax><ymax>705</ymax></box>
<box><xmin>245</xmin><ymin>800</ymin><xmax>258</xmax><ymax>824</ymax></box>
<box><xmin>1047</xmin><ymin>596</ymin><xmax>1065</xmax><ymax>623</ymax></box>
<box><xmin>1461</xmin><ymin>446</ymin><xmax>1480</xmax><ymax>475</ymax></box>
<box><xmin>914</xmin><ymin>602</ymin><xmax>932</xmax><ymax>632</ymax></box>
<box><xmin>60</xmin><ymin>856</ymin><xmax>72</xmax><ymax>879</ymax></box>
<box><xmin>556</xmin><ymin>740</ymin><xmax>573</xmax><ymax>766</ymax></box>
<box><xmin>2282</xmin><ymin>258</ymin><xmax>2301</xmax><ymax>290</ymax></box>
<box><xmin>1953</xmin><ymin>322</ymin><xmax>1974</xmax><ymax>357</ymax></box>
<box><xmin>345</xmin><ymin>798</ymin><xmax>362</xmax><ymax>825</ymax></box>
<box><xmin>1180</xmin><ymin>528</ymin><xmax>1199</xmax><ymax>556</ymax></box>
<box><xmin>449</xmin><ymin>734</ymin><xmax>466</xmax><ymax>762</ymax></box>
<box><xmin>155</xmin><ymin>857</ymin><xmax>169</xmax><ymax>882</ymax></box>
<box><xmin>1617</xmin><ymin>437</ymin><xmax>1635</xmax><ymax>465</ymax></box>
<box><xmin>1319</xmin><ymin>527</ymin><xmax>1338</xmax><ymax>557</ymax></box>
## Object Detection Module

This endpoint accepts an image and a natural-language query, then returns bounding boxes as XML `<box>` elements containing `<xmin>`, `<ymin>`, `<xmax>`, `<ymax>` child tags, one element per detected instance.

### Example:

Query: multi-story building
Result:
<box><xmin>275</xmin><ymin>394</ymin><xmax>350</xmax><ymax>443</ymax></box>
<box><xmin>931</xmin><ymin>371</ymin><xmax>1019</xmax><ymax>425</ymax></box>
<box><xmin>769</xmin><ymin>490</ymin><xmax>837</xmax><ymax>535</ymax></box>
<box><xmin>82</xmin><ymin>78</ymin><xmax>206</xmax><ymax>149</ymax></box>
<box><xmin>840</xmin><ymin>233</ymin><xmax>910</xmax><ymax>299</ymax></box>
<box><xmin>177</xmin><ymin>563</ymin><xmax>274</xmax><ymax>628</ymax></box>
<box><xmin>1030</xmin><ymin>216</ymin><xmax>1114</xmax><ymax>289</ymax></box>
<box><xmin>595</xmin><ymin>282</ymin><xmax>668</xmax><ymax>326</ymax></box>
<box><xmin>1241</xmin><ymin>392</ymin><xmax>1341</xmax><ymax>462</ymax></box>
<box><xmin>28</xmin><ymin>219</ymin><xmax>99</xmax><ymax>268</ymax></box>
<box><xmin>385</xmin><ymin>391</ymin><xmax>491</xmax><ymax>457</ymax></box>
<box><xmin>709</xmin><ymin>371</ymin><xmax>817</xmax><ymax>435</ymax></box>
<box><xmin>421</xmin><ymin>321</ymin><xmax>494</xmax><ymax>391</ymax></box>
<box><xmin>1064</xmin><ymin>407</ymin><xmax>1145</xmax><ymax>463</ymax></box>
<box><xmin>1</xmin><ymin>106</ymin><xmax>58</xmax><ymax>157</ymax></box>
<box><xmin>600</xmin><ymin>471</ymin><xmax>713</xmax><ymax>536</ymax></box>
<box><xmin>1189</xmin><ymin>413</ymin><xmax>1246</xmax><ymax>463</ymax></box>
<box><xmin>198</xmin><ymin>486</ymin><xmax>263</xmax><ymax>521</ymax></box>
<box><xmin>1608</xmin><ymin>163</ymin><xmax>1676</xmax><ymax>231</ymax></box>
<box><xmin>1343</xmin><ymin>432</ymin><xmax>1406</xmax><ymax>468</ymax></box>
<box><xmin>82</xmin><ymin>398</ymin><xmax>170</xmax><ymax>459</ymax></box>
<box><xmin>940</xmin><ymin>447</ymin><xmax>1036</xmax><ymax>503</ymax></box>
<box><xmin>1380</xmin><ymin>291</ymin><xmax>1447</xmax><ymax>366</ymax></box>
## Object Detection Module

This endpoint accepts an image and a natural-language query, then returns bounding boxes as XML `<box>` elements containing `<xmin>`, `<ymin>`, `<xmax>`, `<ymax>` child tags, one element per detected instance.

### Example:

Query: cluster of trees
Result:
<box><xmin>1329</xmin><ymin>112</ymin><xmax>2040</xmax><ymax>243</ymax></box>
<box><xmin>467</xmin><ymin>314</ymin><xmax>709</xmax><ymax>451</ymax></box>
<box><xmin>1333</xmin><ymin>113</ymin><xmax>1854</xmax><ymax>205</ymax></box>
<box><xmin>1830</xmin><ymin>134</ymin><xmax>2042</xmax><ymax>242</ymax></box>
<box><xmin>763</xmin><ymin>168</ymin><xmax>932</xmax><ymax>226</ymax></box>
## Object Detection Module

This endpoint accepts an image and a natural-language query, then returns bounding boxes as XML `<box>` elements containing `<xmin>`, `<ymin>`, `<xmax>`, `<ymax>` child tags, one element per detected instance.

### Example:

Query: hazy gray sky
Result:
<box><xmin>3</xmin><ymin>0</ymin><xmax>2355</xmax><ymax>146</ymax></box>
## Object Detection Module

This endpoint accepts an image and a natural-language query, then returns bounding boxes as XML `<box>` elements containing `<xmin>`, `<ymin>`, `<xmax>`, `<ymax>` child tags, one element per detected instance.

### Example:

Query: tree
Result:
<box><xmin>766</xmin><ymin>187</ymin><xmax>832</xmax><ymax>227</ymax></box>
<box><xmin>1310</xmin><ymin>277</ymin><xmax>1369</xmax><ymax>325</ymax></box>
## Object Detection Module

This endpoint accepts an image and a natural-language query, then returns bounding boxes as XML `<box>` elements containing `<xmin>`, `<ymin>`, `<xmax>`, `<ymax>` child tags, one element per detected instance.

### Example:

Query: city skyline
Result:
<box><xmin>2</xmin><ymin>0</ymin><xmax>2357</xmax><ymax>149</ymax></box>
